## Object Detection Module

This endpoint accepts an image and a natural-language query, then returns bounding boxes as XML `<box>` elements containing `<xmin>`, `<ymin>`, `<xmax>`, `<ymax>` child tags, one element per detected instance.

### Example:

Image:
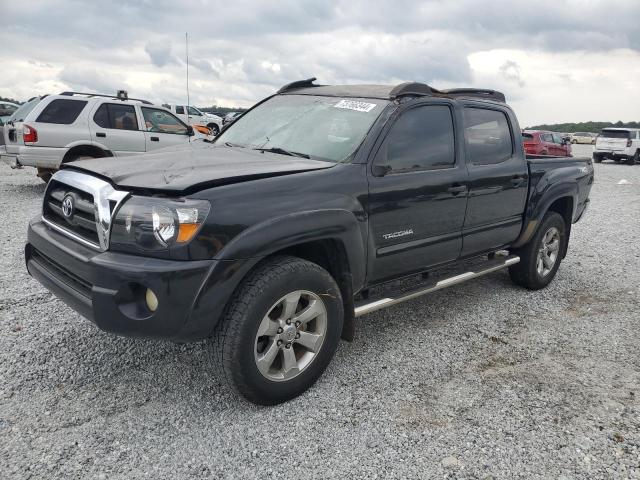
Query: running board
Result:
<box><xmin>354</xmin><ymin>254</ymin><xmax>520</xmax><ymax>317</ymax></box>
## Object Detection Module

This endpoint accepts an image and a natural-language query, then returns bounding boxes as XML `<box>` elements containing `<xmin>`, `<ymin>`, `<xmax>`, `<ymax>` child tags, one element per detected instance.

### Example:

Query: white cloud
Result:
<box><xmin>0</xmin><ymin>0</ymin><xmax>639</xmax><ymax>122</ymax></box>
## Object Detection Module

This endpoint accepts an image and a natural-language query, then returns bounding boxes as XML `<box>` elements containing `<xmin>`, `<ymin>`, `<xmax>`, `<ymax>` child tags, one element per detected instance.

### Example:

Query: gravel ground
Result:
<box><xmin>1</xmin><ymin>144</ymin><xmax>638</xmax><ymax>479</ymax></box>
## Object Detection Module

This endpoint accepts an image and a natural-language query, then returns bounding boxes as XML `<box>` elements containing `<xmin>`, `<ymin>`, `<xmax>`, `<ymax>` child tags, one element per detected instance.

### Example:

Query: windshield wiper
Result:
<box><xmin>254</xmin><ymin>147</ymin><xmax>310</xmax><ymax>159</ymax></box>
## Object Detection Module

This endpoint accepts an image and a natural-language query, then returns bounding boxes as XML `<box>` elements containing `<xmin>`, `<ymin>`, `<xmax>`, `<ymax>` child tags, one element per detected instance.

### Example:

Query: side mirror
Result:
<box><xmin>186</xmin><ymin>125</ymin><xmax>195</xmax><ymax>136</ymax></box>
<box><xmin>372</xmin><ymin>164</ymin><xmax>392</xmax><ymax>177</ymax></box>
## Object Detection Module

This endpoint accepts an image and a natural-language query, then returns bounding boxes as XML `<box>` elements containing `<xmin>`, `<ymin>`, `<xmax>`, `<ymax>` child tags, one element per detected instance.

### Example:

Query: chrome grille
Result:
<box><xmin>42</xmin><ymin>170</ymin><xmax>129</xmax><ymax>251</ymax></box>
<box><xmin>44</xmin><ymin>181</ymin><xmax>100</xmax><ymax>245</ymax></box>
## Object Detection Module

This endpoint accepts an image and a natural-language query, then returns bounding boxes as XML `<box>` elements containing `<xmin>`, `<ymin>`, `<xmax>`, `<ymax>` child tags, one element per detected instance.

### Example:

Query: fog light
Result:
<box><xmin>145</xmin><ymin>288</ymin><xmax>158</xmax><ymax>312</ymax></box>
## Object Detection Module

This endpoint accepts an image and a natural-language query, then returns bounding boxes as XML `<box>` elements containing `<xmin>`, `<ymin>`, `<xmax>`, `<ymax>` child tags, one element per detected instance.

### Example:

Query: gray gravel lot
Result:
<box><xmin>1</xmin><ymin>144</ymin><xmax>638</xmax><ymax>479</ymax></box>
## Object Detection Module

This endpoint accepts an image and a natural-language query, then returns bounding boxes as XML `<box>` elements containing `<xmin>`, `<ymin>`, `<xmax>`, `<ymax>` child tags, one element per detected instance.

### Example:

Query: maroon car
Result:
<box><xmin>522</xmin><ymin>130</ymin><xmax>572</xmax><ymax>157</ymax></box>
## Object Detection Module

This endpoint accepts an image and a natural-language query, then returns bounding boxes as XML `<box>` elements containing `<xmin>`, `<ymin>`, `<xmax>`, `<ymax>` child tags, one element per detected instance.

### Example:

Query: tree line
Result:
<box><xmin>525</xmin><ymin>121</ymin><xmax>640</xmax><ymax>133</ymax></box>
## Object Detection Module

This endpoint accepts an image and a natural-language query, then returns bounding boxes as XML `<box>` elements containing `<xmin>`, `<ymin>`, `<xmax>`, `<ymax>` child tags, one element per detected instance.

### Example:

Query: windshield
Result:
<box><xmin>600</xmin><ymin>129</ymin><xmax>631</xmax><ymax>139</ymax></box>
<box><xmin>7</xmin><ymin>97</ymin><xmax>42</xmax><ymax>123</ymax></box>
<box><xmin>217</xmin><ymin>94</ymin><xmax>389</xmax><ymax>162</ymax></box>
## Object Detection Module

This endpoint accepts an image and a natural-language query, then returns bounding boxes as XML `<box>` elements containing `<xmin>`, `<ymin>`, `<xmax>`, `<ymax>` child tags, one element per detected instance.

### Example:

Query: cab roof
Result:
<box><xmin>277</xmin><ymin>78</ymin><xmax>507</xmax><ymax>103</ymax></box>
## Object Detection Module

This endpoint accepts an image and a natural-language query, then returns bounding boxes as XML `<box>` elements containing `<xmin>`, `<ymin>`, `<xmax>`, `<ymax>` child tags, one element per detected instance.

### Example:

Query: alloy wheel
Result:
<box><xmin>536</xmin><ymin>227</ymin><xmax>560</xmax><ymax>277</ymax></box>
<box><xmin>254</xmin><ymin>290</ymin><xmax>327</xmax><ymax>382</ymax></box>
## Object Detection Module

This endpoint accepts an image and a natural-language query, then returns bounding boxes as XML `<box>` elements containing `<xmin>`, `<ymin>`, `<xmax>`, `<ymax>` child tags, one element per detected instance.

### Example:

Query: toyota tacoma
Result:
<box><xmin>25</xmin><ymin>79</ymin><xmax>594</xmax><ymax>404</ymax></box>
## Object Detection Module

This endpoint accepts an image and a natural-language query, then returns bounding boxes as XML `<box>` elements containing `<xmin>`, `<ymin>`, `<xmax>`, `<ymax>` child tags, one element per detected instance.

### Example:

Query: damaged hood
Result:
<box><xmin>66</xmin><ymin>142</ymin><xmax>336</xmax><ymax>193</ymax></box>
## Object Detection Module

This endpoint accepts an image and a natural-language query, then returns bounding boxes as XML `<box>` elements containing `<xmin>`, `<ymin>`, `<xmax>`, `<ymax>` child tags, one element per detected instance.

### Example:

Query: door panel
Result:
<box><xmin>367</xmin><ymin>102</ymin><xmax>468</xmax><ymax>283</ymax></box>
<box><xmin>140</xmin><ymin>106</ymin><xmax>191</xmax><ymax>152</ymax></box>
<box><xmin>461</xmin><ymin>106</ymin><xmax>527</xmax><ymax>256</ymax></box>
<box><xmin>89</xmin><ymin>103</ymin><xmax>145</xmax><ymax>156</ymax></box>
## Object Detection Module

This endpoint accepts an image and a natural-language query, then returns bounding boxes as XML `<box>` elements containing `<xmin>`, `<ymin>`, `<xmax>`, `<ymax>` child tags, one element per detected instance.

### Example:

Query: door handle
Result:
<box><xmin>447</xmin><ymin>184</ymin><xmax>467</xmax><ymax>195</ymax></box>
<box><xmin>96</xmin><ymin>132</ymin><xmax>106</xmax><ymax>138</ymax></box>
<box><xmin>150</xmin><ymin>136</ymin><xmax>159</xmax><ymax>142</ymax></box>
<box><xmin>510</xmin><ymin>175</ymin><xmax>525</xmax><ymax>185</ymax></box>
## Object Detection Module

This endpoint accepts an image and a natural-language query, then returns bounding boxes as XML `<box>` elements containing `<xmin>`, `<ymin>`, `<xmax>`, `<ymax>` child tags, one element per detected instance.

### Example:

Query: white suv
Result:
<box><xmin>593</xmin><ymin>128</ymin><xmax>640</xmax><ymax>165</ymax></box>
<box><xmin>1</xmin><ymin>92</ymin><xmax>202</xmax><ymax>181</ymax></box>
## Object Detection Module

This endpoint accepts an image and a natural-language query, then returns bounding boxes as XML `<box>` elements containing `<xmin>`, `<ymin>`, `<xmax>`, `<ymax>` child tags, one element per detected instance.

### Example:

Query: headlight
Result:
<box><xmin>110</xmin><ymin>196</ymin><xmax>210</xmax><ymax>252</ymax></box>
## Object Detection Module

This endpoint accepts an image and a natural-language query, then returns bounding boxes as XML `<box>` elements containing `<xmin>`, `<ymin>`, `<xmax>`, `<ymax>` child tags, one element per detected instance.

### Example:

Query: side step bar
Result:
<box><xmin>354</xmin><ymin>254</ymin><xmax>520</xmax><ymax>317</ymax></box>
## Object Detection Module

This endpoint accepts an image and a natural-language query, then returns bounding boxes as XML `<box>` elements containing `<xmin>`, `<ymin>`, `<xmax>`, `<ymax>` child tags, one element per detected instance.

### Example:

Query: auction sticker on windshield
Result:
<box><xmin>334</xmin><ymin>99</ymin><xmax>377</xmax><ymax>112</ymax></box>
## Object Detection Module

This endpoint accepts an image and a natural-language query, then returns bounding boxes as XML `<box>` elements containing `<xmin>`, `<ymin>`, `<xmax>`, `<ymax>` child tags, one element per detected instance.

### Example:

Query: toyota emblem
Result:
<box><xmin>61</xmin><ymin>195</ymin><xmax>75</xmax><ymax>218</ymax></box>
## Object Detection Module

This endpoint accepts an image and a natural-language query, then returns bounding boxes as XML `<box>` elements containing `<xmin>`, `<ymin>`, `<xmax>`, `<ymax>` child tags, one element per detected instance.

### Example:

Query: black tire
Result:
<box><xmin>626</xmin><ymin>151</ymin><xmax>639</xmax><ymax>166</ymax></box>
<box><xmin>593</xmin><ymin>153</ymin><xmax>603</xmax><ymax>163</ymax></box>
<box><xmin>207</xmin><ymin>123</ymin><xmax>220</xmax><ymax>136</ymax></box>
<box><xmin>213</xmin><ymin>255</ymin><xmax>344</xmax><ymax>405</ymax></box>
<box><xmin>509</xmin><ymin>212</ymin><xmax>566</xmax><ymax>290</ymax></box>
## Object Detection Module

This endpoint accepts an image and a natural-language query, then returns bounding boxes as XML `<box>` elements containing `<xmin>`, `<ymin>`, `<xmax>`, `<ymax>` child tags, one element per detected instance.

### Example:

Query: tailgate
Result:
<box><xmin>3</xmin><ymin>121</ymin><xmax>24</xmax><ymax>154</ymax></box>
<box><xmin>596</xmin><ymin>137</ymin><xmax>626</xmax><ymax>150</ymax></box>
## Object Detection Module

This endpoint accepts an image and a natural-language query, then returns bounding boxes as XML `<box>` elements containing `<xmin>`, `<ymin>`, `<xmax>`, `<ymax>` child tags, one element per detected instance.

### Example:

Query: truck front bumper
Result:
<box><xmin>26</xmin><ymin>218</ymin><xmax>250</xmax><ymax>341</ymax></box>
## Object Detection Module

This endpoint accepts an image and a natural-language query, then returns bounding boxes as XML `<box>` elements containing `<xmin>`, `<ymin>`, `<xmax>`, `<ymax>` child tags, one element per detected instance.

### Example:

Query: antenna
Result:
<box><xmin>185</xmin><ymin>32</ymin><xmax>190</xmax><ymax>108</ymax></box>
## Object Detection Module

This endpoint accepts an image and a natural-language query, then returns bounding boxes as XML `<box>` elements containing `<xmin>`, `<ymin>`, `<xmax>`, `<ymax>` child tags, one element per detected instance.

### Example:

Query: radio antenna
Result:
<box><xmin>185</xmin><ymin>32</ymin><xmax>190</xmax><ymax>107</ymax></box>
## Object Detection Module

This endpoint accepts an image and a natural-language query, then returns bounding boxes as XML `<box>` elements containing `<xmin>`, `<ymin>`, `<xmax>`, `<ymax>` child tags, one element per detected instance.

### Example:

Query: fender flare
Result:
<box><xmin>513</xmin><ymin>179</ymin><xmax>577</xmax><ymax>248</ymax></box>
<box><xmin>216</xmin><ymin>208</ymin><xmax>367</xmax><ymax>289</ymax></box>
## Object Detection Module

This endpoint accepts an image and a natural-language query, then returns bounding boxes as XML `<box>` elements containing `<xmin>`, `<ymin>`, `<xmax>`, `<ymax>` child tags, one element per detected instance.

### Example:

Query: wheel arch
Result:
<box><xmin>273</xmin><ymin>238</ymin><xmax>357</xmax><ymax>341</ymax></box>
<box><xmin>189</xmin><ymin>209</ymin><xmax>367</xmax><ymax>341</ymax></box>
<box><xmin>62</xmin><ymin>143</ymin><xmax>112</xmax><ymax>163</ymax></box>
<box><xmin>512</xmin><ymin>188</ymin><xmax>576</xmax><ymax>252</ymax></box>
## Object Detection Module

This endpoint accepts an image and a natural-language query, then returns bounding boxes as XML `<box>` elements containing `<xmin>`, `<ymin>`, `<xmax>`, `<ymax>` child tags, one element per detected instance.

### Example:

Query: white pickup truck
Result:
<box><xmin>593</xmin><ymin>128</ymin><xmax>640</xmax><ymax>165</ymax></box>
<box><xmin>162</xmin><ymin>104</ymin><xmax>223</xmax><ymax>136</ymax></box>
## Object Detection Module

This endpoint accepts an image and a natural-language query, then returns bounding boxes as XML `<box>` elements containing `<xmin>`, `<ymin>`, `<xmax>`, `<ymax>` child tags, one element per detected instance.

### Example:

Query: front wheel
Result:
<box><xmin>626</xmin><ymin>151</ymin><xmax>638</xmax><ymax>165</ymax></box>
<box><xmin>207</xmin><ymin>123</ymin><xmax>220</xmax><ymax>136</ymax></box>
<box><xmin>213</xmin><ymin>256</ymin><xmax>343</xmax><ymax>405</ymax></box>
<box><xmin>509</xmin><ymin>212</ymin><xmax>566</xmax><ymax>290</ymax></box>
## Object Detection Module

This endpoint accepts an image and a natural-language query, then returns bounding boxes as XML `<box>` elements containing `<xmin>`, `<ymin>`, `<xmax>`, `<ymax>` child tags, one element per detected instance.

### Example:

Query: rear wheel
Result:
<box><xmin>593</xmin><ymin>153</ymin><xmax>603</xmax><ymax>163</ymax></box>
<box><xmin>509</xmin><ymin>212</ymin><xmax>566</xmax><ymax>290</ymax></box>
<box><xmin>213</xmin><ymin>256</ymin><xmax>343</xmax><ymax>405</ymax></box>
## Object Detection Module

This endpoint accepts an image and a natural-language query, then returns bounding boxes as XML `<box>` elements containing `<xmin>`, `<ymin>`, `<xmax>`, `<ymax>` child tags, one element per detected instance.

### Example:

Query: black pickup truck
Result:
<box><xmin>25</xmin><ymin>79</ymin><xmax>593</xmax><ymax>404</ymax></box>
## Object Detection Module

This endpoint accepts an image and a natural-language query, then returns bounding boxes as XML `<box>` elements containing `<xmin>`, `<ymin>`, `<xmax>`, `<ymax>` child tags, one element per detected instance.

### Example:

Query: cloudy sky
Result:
<box><xmin>1</xmin><ymin>0</ymin><xmax>639</xmax><ymax>126</ymax></box>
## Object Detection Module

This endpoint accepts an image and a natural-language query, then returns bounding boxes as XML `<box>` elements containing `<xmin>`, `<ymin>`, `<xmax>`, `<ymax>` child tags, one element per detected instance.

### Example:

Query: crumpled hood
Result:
<box><xmin>65</xmin><ymin>141</ymin><xmax>336</xmax><ymax>193</ymax></box>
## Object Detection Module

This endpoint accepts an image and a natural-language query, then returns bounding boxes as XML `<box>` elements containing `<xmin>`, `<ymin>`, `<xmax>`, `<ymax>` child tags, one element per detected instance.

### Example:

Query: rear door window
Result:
<box><xmin>93</xmin><ymin>104</ymin><xmax>139</xmax><ymax>130</ymax></box>
<box><xmin>175</xmin><ymin>106</ymin><xmax>185</xmax><ymax>115</ymax></box>
<box><xmin>36</xmin><ymin>99</ymin><xmax>87</xmax><ymax>124</ymax></box>
<box><xmin>463</xmin><ymin>108</ymin><xmax>513</xmax><ymax>165</ymax></box>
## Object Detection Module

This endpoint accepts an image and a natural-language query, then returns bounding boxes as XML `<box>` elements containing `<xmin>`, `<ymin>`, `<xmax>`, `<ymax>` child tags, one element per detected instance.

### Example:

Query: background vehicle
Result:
<box><xmin>26</xmin><ymin>80</ymin><xmax>593</xmax><ymax>405</ymax></box>
<box><xmin>1</xmin><ymin>91</ymin><xmax>201</xmax><ymax>181</ymax></box>
<box><xmin>163</xmin><ymin>104</ymin><xmax>223</xmax><ymax>135</ymax></box>
<box><xmin>522</xmin><ymin>130</ymin><xmax>572</xmax><ymax>156</ymax></box>
<box><xmin>570</xmin><ymin>132</ymin><xmax>596</xmax><ymax>144</ymax></box>
<box><xmin>223</xmin><ymin>111</ymin><xmax>243</xmax><ymax>126</ymax></box>
<box><xmin>593</xmin><ymin>128</ymin><xmax>640</xmax><ymax>165</ymax></box>
<box><xmin>0</xmin><ymin>101</ymin><xmax>19</xmax><ymax>124</ymax></box>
